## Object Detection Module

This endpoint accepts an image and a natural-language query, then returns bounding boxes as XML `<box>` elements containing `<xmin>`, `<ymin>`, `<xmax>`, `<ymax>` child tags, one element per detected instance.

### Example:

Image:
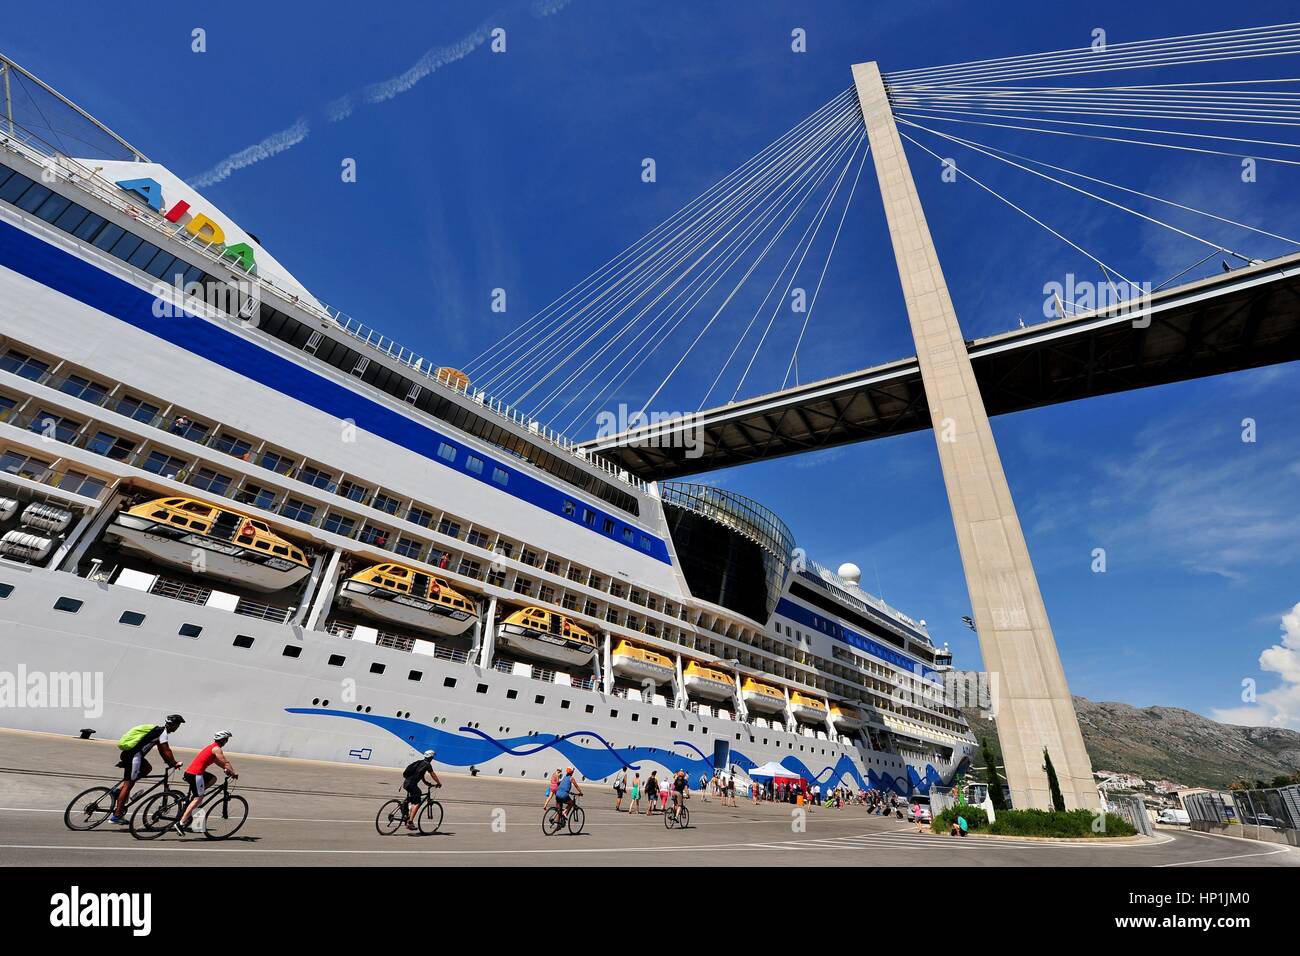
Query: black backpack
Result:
<box><xmin>403</xmin><ymin>759</ymin><xmax>425</xmax><ymax>779</ymax></box>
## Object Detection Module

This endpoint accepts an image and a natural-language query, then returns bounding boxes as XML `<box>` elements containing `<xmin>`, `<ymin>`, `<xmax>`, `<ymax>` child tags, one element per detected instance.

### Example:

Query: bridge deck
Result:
<box><xmin>583</xmin><ymin>252</ymin><xmax>1300</xmax><ymax>481</ymax></box>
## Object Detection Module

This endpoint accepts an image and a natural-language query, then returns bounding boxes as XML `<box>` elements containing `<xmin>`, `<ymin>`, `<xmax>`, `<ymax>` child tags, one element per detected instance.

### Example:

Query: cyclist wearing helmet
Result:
<box><xmin>403</xmin><ymin>749</ymin><xmax>441</xmax><ymax>830</ymax></box>
<box><xmin>554</xmin><ymin>766</ymin><xmax>583</xmax><ymax>821</ymax></box>
<box><xmin>174</xmin><ymin>731</ymin><xmax>238</xmax><ymax>835</ymax></box>
<box><xmin>110</xmin><ymin>714</ymin><xmax>185</xmax><ymax>824</ymax></box>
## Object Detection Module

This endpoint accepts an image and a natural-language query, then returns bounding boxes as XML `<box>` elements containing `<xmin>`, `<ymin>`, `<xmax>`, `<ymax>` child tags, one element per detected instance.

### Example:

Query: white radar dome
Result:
<box><xmin>837</xmin><ymin>563</ymin><xmax>862</xmax><ymax>586</ymax></box>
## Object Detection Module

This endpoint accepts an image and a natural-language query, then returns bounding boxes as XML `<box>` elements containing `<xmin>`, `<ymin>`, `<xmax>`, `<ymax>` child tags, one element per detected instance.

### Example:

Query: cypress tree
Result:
<box><xmin>1043</xmin><ymin>747</ymin><xmax>1065</xmax><ymax>811</ymax></box>
<box><xmin>980</xmin><ymin>737</ymin><xmax>1006</xmax><ymax>810</ymax></box>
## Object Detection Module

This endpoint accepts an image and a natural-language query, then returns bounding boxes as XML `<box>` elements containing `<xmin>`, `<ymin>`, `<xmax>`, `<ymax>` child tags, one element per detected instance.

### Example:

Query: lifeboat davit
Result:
<box><xmin>683</xmin><ymin>662</ymin><xmax>734</xmax><ymax>701</ymax></box>
<box><xmin>611</xmin><ymin>640</ymin><xmax>674</xmax><ymax>684</ymax></box>
<box><xmin>741</xmin><ymin>677</ymin><xmax>785</xmax><ymax>713</ymax></box>
<box><xmin>338</xmin><ymin>562</ymin><xmax>477</xmax><ymax>637</ymax></box>
<box><xmin>496</xmin><ymin>607</ymin><xmax>596</xmax><ymax>667</ymax></box>
<box><xmin>790</xmin><ymin>692</ymin><xmax>829</xmax><ymax>723</ymax></box>
<box><xmin>107</xmin><ymin>497</ymin><xmax>309</xmax><ymax>592</ymax></box>
<box><xmin>830</xmin><ymin>704</ymin><xmax>863</xmax><ymax>730</ymax></box>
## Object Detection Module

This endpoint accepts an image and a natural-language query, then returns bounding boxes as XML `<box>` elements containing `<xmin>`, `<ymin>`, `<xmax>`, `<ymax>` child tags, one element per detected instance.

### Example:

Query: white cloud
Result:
<box><xmin>1214</xmin><ymin>602</ymin><xmax>1300</xmax><ymax>730</ymax></box>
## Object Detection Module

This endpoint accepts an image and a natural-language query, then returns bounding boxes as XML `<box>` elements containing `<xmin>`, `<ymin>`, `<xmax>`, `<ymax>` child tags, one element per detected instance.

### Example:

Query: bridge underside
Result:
<box><xmin>584</xmin><ymin>253</ymin><xmax>1300</xmax><ymax>481</ymax></box>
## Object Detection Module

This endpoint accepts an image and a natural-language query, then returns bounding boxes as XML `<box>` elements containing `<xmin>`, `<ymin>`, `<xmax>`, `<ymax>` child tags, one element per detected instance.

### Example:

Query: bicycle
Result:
<box><xmin>376</xmin><ymin>784</ymin><xmax>443</xmax><ymax>835</ymax></box>
<box><xmin>664</xmin><ymin>793</ymin><xmax>691</xmax><ymax>829</ymax></box>
<box><xmin>542</xmin><ymin>797</ymin><xmax>585</xmax><ymax>835</ymax></box>
<box><xmin>64</xmin><ymin>766</ymin><xmax>182</xmax><ymax>831</ymax></box>
<box><xmin>130</xmin><ymin>774</ymin><xmax>248</xmax><ymax>840</ymax></box>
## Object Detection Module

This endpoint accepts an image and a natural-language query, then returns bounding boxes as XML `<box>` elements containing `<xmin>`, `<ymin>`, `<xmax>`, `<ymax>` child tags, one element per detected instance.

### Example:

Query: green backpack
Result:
<box><xmin>117</xmin><ymin>724</ymin><xmax>157</xmax><ymax>751</ymax></box>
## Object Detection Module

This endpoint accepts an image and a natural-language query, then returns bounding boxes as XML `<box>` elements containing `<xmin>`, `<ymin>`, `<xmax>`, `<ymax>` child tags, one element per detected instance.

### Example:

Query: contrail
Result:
<box><xmin>328</xmin><ymin>16</ymin><xmax>496</xmax><ymax>122</ymax></box>
<box><xmin>190</xmin><ymin>117</ymin><xmax>310</xmax><ymax>187</ymax></box>
<box><xmin>188</xmin><ymin>1</ymin><xmax>572</xmax><ymax>186</ymax></box>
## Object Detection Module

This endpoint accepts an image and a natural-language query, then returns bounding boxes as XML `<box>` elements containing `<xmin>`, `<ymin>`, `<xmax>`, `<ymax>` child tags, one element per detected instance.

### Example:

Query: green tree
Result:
<box><xmin>980</xmin><ymin>737</ymin><xmax>1006</xmax><ymax>810</ymax></box>
<box><xmin>1043</xmin><ymin>748</ymin><xmax>1066</xmax><ymax>812</ymax></box>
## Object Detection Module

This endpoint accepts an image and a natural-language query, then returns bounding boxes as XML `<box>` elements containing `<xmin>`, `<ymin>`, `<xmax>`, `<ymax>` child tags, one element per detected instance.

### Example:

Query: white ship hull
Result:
<box><xmin>0</xmin><ymin>568</ymin><xmax>966</xmax><ymax>793</ymax></box>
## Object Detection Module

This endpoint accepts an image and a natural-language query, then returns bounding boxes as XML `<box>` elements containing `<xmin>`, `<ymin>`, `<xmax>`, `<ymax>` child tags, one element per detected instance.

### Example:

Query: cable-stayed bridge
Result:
<box><xmin>477</xmin><ymin>22</ymin><xmax>1300</xmax><ymax>812</ymax></box>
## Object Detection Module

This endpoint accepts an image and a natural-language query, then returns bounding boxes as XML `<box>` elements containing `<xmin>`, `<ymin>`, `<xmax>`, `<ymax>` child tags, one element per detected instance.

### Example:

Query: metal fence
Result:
<box><xmin>1186</xmin><ymin>785</ymin><xmax>1300</xmax><ymax>832</ymax></box>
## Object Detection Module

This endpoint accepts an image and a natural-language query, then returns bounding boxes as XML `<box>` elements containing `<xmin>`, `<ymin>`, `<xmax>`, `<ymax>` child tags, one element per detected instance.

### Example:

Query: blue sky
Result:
<box><xmin>7</xmin><ymin>0</ymin><xmax>1300</xmax><ymax>728</ymax></box>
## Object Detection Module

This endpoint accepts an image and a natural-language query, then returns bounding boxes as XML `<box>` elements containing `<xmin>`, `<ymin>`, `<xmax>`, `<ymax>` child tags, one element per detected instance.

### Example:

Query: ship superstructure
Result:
<box><xmin>0</xmin><ymin>54</ymin><xmax>973</xmax><ymax>793</ymax></box>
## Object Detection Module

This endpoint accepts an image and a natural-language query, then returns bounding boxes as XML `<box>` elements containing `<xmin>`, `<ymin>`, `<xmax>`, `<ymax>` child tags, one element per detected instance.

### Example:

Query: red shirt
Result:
<box><xmin>186</xmin><ymin>742</ymin><xmax>221</xmax><ymax>775</ymax></box>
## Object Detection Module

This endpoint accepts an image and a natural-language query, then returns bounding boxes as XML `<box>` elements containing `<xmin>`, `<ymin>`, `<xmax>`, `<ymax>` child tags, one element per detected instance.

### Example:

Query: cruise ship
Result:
<box><xmin>0</xmin><ymin>55</ymin><xmax>974</xmax><ymax>795</ymax></box>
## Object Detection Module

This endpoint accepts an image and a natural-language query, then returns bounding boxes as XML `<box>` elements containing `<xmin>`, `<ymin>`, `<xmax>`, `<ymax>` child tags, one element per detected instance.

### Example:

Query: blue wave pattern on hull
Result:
<box><xmin>287</xmin><ymin>708</ymin><xmax>948</xmax><ymax>795</ymax></box>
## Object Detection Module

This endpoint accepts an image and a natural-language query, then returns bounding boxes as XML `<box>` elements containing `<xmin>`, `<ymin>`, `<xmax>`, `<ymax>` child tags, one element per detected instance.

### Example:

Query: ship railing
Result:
<box><xmin>149</xmin><ymin>577</ymin><xmax>213</xmax><ymax>606</ymax></box>
<box><xmin>0</xmin><ymin>128</ymin><xmax>648</xmax><ymax>494</ymax></box>
<box><xmin>324</xmin><ymin>619</ymin><xmax>469</xmax><ymax>662</ymax></box>
<box><xmin>233</xmin><ymin>598</ymin><xmax>292</xmax><ymax>624</ymax></box>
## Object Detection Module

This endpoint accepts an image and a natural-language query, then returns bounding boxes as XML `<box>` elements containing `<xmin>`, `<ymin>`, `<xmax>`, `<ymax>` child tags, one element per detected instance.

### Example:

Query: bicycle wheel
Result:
<box><xmin>678</xmin><ymin>805</ymin><xmax>690</xmax><ymax>829</ymax></box>
<box><xmin>200</xmin><ymin>794</ymin><xmax>249</xmax><ymax>840</ymax></box>
<box><xmin>542</xmin><ymin>807</ymin><xmax>564</xmax><ymax>835</ymax></box>
<box><xmin>64</xmin><ymin>786</ymin><xmax>115</xmax><ymax>831</ymax></box>
<box><xmin>376</xmin><ymin>799</ymin><xmax>406</xmax><ymax>835</ymax></box>
<box><xmin>130</xmin><ymin>790</ymin><xmax>181</xmax><ymax>840</ymax></box>
<box><xmin>567</xmin><ymin>806</ymin><xmax>585</xmax><ymax>835</ymax></box>
<box><xmin>418</xmin><ymin>799</ymin><xmax>443</xmax><ymax>835</ymax></box>
<box><xmin>663</xmin><ymin>805</ymin><xmax>675</xmax><ymax>829</ymax></box>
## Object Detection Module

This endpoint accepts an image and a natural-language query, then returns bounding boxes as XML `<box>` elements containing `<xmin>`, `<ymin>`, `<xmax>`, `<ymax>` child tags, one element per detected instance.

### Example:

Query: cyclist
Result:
<box><xmin>174</xmin><ymin>731</ymin><xmax>238</xmax><ymax>835</ymax></box>
<box><xmin>555</xmin><ymin>766</ymin><xmax>583</xmax><ymax>822</ymax></box>
<box><xmin>109</xmin><ymin>714</ymin><xmax>184</xmax><ymax>824</ymax></box>
<box><xmin>402</xmin><ymin>750</ymin><xmax>441</xmax><ymax>831</ymax></box>
<box><xmin>670</xmin><ymin>769</ymin><xmax>689</xmax><ymax>821</ymax></box>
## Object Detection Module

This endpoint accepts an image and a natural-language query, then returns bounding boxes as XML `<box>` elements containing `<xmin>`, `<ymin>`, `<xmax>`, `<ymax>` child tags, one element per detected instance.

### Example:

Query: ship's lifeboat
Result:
<box><xmin>338</xmin><ymin>562</ymin><xmax>477</xmax><ymax>637</ymax></box>
<box><xmin>830</xmin><ymin>704</ymin><xmax>863</xmax><ymax>731</ymax></box>
<box><xmin>741</xmin><ymin>677</ymin><xmax>785</xmax><ymax>714</ymax></box>
<box><xmin>106</xmin><ymin>497</ymin><xmax>309</xmax><ymax>592</ymax></box>
<box><xmin>790</xmin><ymin>692</ymin><xmax>829</xmax><ymax>723</ymax></box>
<box><xmin>611</xmin><ymin>640</ymin><xmax>674</xmax><ymax>684</ymax></box>
<box><xmin>683</xmin><ymin>662</ymin><xmax>735</xmax><ymax>701</ymax></box>
<box><xmin>496</xmin><ymin>607</ymin><xmax>596</xmax><ymax>667</ymax></box>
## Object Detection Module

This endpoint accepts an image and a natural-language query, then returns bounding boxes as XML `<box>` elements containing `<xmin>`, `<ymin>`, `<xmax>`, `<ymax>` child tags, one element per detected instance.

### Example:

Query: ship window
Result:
<box><xmin>466</xmin><ymin>455</ymin><xmax>484</xmax><ymax>475</ymax></box>
<box><xmin>30</xmin><ymin>409</ymin><xmax>81</xmax><ymax>443</ymax></box>
<box><xmin>272</xmin><ymin>545</ymin><xmax>289</xmax><ymax>556</ymax></box>
<box><xmin>178</xmin><ymin>624</ymin><xmax>202</xmax><ymax>638</ymax></box>
<box><xmin>476</xmin><ymin>683</ymin><xmax>489</xmax><ymax>694</ymax></box>
<box><xmin>602</xmin><ymin>518</ymin><xmax>614</xmax><ymax>534</ymax></box>
<box><xmin>621</xmin><ymin>527</ymin><xmax>634</xmax><ymax>543</ymax></box>
<box><xmin>438</xmin><ymin>518</ymin><xmax>461</xmax><ymax>538</ymax></box>
<box><xmin>0</xmin><ymin>170</ymin><xmax>33</xmax><ymax>202</ymax></box>
<box><xmin>443</xmin><ymin>677</ymin><xmax>456</xmax><ymax>688</ymax></box>
<box><xmin>561</xmin><ymin>700</ymin><xmax>570</xmax><ymax>709</ymax></box>
<box><xmin>108</xmin><ymin>231</ymin><xmax>144</xmax><ymax>261</ymax></box>
<box><xmin>116</xmin><ymin>395</ymin><xmax>160</xmax><ymax>423</ymax></box>
<box><xmin>394</xmin><ymin>537</ymin><xmax>422</xmax><ymax>559</ymax></box>
<box><xmin>280</xmin><ymin>499</ymin><xmax>317</xmax><ymax>523</ymax></box>
<box><xmin>562</xmin><ymin>500</ymin><xmax>576</xmax><ymax>516</ymax></box>
<box><xmin>651</xmin><ymin>717</ymin><xmax>659</xmax><ymax>725</ymax></box>
<box><xmin>53</xmin><ymin>597</ymin><xmax>83</xmax><ymax>613</ymax></box>
<box><xmin>283</xmin><ymin>645</ymin><xmax>302</xmax><ymax>658</ymax></box>
<box><xmin>234</xmin><ymin>635</ymin><xmax>255</xmax><ymax>648</ymax></box>
<box><xmin>34</xmin><ymin>192</ymin><xmax>72</xmax><ymax>223</ymax></box>
<box><xmin>58</xmin><ymin>374</ymin><xmax>110</xmax><ymax>404</ymax></box>
<box><xmin>53</xmin><ymin>201</ymin><xmax>91</xmax><ymax>233</ymax></box>
<box><xmin>507</xmin><ymin>689</ymin><xmax>518</xmax><ymax>699</ymax></box>
<box><xmin>70</xmin><ymin>211</ymin><xmax>108</xmax><ymax>242</ymax></box>
<box><xmin>0</xmin><ymin>584</ymin><xmax>12</xmax><ymax>599</ymax></box>
<box><xmin>585</xmin><ymin>705</ymin><xmax>594</xmax><ymax>714</ymax></box>
<box><xmin>326</xmin><ymin>654</ymin><xmax>345</xmax><ymax>665</ymax></box>
<box><xmin>535</xmin><ymin>695</ymin><xmax>545</xmax><ymax>705</ymax></box>
<box><xmin>610</xmin><ymin>710</ymin><xmax>618</xmax><ymax>718</ymax></box>
<box><xmin>370</xmin><ymin>663</ymin><xmax>385</xmax><ymax>674</ymax></box>
<box><xmin>128</xmin><ymin>240</ymin><xmax>161</xmax><ymax>269</ymax></box>
<box><xmin>323</xmin><ymin>514</ymin><xmax>355</xmax><ymax>536</ymax></box>
<box><xmin>0</xmin><ymin>349</ymin><xmax>50</xmax><ymax>380</ymax></box>
<box><xmin>640</xmin><ymin>536</ymin><xmax>652</xmax><ymax>550</ymax></box>
<box><xmin>437</xmin><ymin>442</ymin><xmax>456</xmax><ymax>462</ymax></box>
<box><xmin>406</xmin><ymin>506</ymin><xmax>434</xmax><ymax>528</ymax></box>
<box><xmin>408</xmin><ymin>670</ymin><xmax>422</xmax><ymax>681</ymax></box>
<box><xmin>582</xmin><ymin>509</ymin><xmax>595</xmax><ymax>526</ymax></box>
<box><xmin>14</xmin><ymin>181</ymin><xmax>52</xmax><ymax>212</ymax></box>
<box><xmin>254</xmin><ymin>540</ymin><xmax>270</xmax><ymax>550</ymax></box>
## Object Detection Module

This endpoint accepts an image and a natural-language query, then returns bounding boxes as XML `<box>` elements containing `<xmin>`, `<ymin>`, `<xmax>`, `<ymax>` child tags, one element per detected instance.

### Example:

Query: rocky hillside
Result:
<box><xmin>962</xmin><ymin>697</ymin><xmax>1300</xmax><ymax>789</ymax></box>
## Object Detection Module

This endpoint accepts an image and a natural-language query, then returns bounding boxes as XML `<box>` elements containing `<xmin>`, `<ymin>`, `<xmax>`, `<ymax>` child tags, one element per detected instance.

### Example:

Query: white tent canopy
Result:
<box><xmin>748</xmin><ymin>761</ymin><xmax>803</xmax><ymax>779</ymax></box>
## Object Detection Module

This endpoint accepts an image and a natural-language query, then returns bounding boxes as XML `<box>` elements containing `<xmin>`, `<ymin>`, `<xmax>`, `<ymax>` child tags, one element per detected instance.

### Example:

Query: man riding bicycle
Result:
<box><xmin>403</xmin><ymin>750</ymin><xmax>441</xmax><ymax>831</ymax></box>
<box><xmin>555</xmin><ymin>766</ymin><xmax>583</xmax><ymax>821</ymax></box>
<box><xmin>174</xmin><ymin>731</ymin><xmax>238</xmax><ymax>835</ymax></box>
<box><xmin>109</xmin><ymin>714</ymin><xmax>184</xmax><ymax>825</ymax></box>
<box><xmin>670</xmin><ymin>769</ymin><xmax>689</xmax><ymax>820</ymax></box>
